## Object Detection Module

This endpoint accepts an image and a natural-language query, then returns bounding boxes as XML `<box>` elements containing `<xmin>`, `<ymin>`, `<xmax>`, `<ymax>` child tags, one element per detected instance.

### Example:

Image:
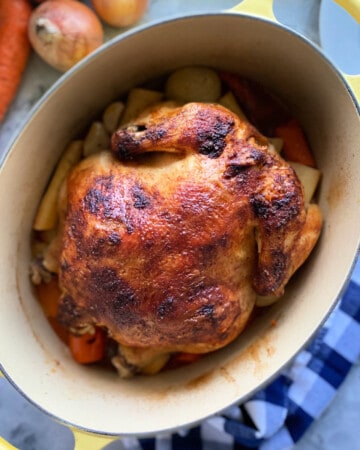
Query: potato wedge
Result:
<box><xmin>165</xmin><ymin>66</ymin><xmax>221</xmax><ymax>103</ymax></box>
<box><xmin>255</xmin><ymin>295</ymin><xmax>280</xmax><ymax>307</ymax></box>
<box><xmin>289</xmin><ymin>161</ymin><xmax>321</xmax><ymax>203</ymax></box>
<box><xmin>218</xmin><ymin>91</ymin><xmax>247</xmax><ymax>120</ymax></box>
<box><xmin>268</xmin><ymin>137</ymin><xmax>283</xmax><ymax>153</ymax></box>
<box><xmin>83</xmin><ymin>121</ymin><xmax>110</xmax><ymax>157</ymax></box>
<box><xmin>141</xmin><ymin>353</ymin><xmax>170</xmax><ymax>375</ymax></box>
<box><xmin>120</xmin><ymin>88</ymin><xmax>163</xmax><ymax>126</ymax></box>
<box><xmin>102</xmin><ymin>101</ymin><xmax>125</xmax><ymax>133</ymax></box>
<box><xmin>33</xmin><ymin>140</ymin><xmax>83</xmax><ymax>231</ymax></box>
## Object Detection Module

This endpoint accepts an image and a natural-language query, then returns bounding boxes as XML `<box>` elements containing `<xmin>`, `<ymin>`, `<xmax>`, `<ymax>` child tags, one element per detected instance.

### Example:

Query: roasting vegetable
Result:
<box><xmin>255</xmin><ymin>294</ymin><xmax>279</xmax><ymax>307</ymax></box>
<box><xmin>218</xmin><ymin>91</ymin><xmax>247</xmax><ymax>120</ymax></box>
<box><xmin>33</xmin><ymin>140</ymin><xmax>83</xmax><ymax>230</ymax></box>
<box><xmin>102</xmin><ymin>101</ymin><xmax>125</xmax><ymax>133</ymax></box>
<box><xmin>219</xmin><ymin>71</ymin><xmax>290</xmax><ymax>135</ymax></box>
<box><xmin>83</xmin><ymin>121</ymin><xmax>110</xmax><ymax>156</ymax></box>
<box><xmin>268</xmin><ymin>137</ymin><xmax>284</xmax><ymax>153</ymax></box>
<box><xmin>165</xmin><ymin>66</ymin><xmax>222</xmax><ymax>103</ymax></box>
<box><xmin>28</xmin><ymin>0</ymin><xmax>104</xmax><ymax>72</ymax></box>
<box><xmin>0</xmin><ymin>0</ymin><xmax>32</xmax><ymax>122</ymax></box>
<box><xmin>170</xmin><ymin>352</ymin><xmax>202</xmax><ymax>367</ymax></box>
<box><xmin>120</xmin><ymin>88</ymin><xmax>163</xmax><ymax>125</ymax></box>
<box><xmin>69</xmin><ymin>328</ymin><xmax>106</xmax><ymax>364</ymax></box>
<box><xmin>35</xmin><ymin>277</ymin><xmax>61</xmax><ymax>318</ymax></box>
<box><xmin>275</xmin><ymin>118</ymin><xmax>317</xmax><ymax>167</ymax></box>
<box><xmin>289</xmin><ymin>161</ymin><xmax>321</xmax><ymax>203</ymax></box>
<box><xmin>141</xmin><ymin>353</ymin><xmax>171</xmax><ymax>375</ymax></box>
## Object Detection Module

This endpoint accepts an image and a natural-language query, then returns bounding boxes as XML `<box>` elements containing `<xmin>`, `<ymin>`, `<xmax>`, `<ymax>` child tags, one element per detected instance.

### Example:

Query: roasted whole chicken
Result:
<box><xmin>40</xmin><ymin>100</ymin><xmax>322</xmax><ymax>376</ymax></box>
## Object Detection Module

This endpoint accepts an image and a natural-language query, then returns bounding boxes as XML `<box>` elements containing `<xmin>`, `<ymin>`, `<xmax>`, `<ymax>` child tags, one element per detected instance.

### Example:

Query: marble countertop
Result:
<box><xmin>1</xmin><ymin>1</ymin><xmax>360</xmax><ymax>449</ymax></box>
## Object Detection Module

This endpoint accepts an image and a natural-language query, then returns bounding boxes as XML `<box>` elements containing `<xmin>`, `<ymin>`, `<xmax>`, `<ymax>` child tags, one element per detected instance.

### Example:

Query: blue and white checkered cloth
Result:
<box><xmin>120</xmin><ymin>256</ymin><xmax>360</xmax><ymax>450</ymax></box>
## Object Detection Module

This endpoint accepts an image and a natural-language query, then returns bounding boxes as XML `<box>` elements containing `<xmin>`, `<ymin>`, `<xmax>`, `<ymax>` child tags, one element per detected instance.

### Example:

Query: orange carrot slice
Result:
<box><xmin>219</xmin><ymin>71</ymin><xmax>289</xmax><ymax>135</ymax></box>
<box><xmin>35</xmin><ymin>277</ymin><xmax>62</xmax><ymax>318</ymax></box>
<box><xmin>69</xmin><ymin>328</ymin><xmax>106</xmax><ymax>364</ymax></box>
<box><xmin>275</xmin><ymin>118</ymin><xmax>316</xmax><ymax>167</ymax></box>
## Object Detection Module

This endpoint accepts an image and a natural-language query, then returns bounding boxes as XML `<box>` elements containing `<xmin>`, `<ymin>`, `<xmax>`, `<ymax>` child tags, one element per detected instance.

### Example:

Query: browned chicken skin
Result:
<box><xmin>56</xmin><ymin>102</ymin><xmax>322</xmax><ymax>369</ymax></box>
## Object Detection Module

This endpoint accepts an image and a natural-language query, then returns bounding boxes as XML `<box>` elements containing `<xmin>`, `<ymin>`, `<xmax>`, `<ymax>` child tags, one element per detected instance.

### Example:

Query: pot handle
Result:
<box><xmin>0</xmin><ymin>371</ymin><xmax>17</xmax><ymax>449</ymax></box>
<box><xmin>333</xmin><ymin>0</ymin><xmax>360</xmax><ymax>102</ymax></box>
<box><xmin>0</xmin><ymin>437</ymin><xmax>17</xmax><ymax>450</ymax></box>
<box><xmin>345</xmin><ymin>75</ymin><xmax>360</xmax><ymax>102</ymax></box>
<box><xmin>230</xmin><ymin>0</ymin><xmax>360</xmax><ymax>104</ymax></box>
<box><xmin>230</xmin><ymin>0</ymin><xmax>276</xmax><ymax>20</ymax></box>
<box><xmin>334</xmin><ymin>0</ymin><xmax>360</xmax><ymax>23</ymax></box>
<box><xmin>0</xmin><ymin>429</ymin><xmax>116</xmax><ymax>450</ymax></box>
<box><xmin>71</xmin><ymin>427</ymin><xmax>118</xmax><ymax>450</ymax></box>
<box><xmin>230</xmin><ymin>0</ymin><xmax>360</xmax><ymax>23</ymax></box>
<box><xmin>0</xmin><ymin>370</ymin><xmax>117</xmax><ymax>449</ymax></box>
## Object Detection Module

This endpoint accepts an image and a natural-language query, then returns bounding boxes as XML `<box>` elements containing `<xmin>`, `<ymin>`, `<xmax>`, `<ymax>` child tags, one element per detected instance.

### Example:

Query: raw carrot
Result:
<box><xmin>275</xmin><ymin>118</ymin><xmax>317</xmax><ymax>167</ymax></box>
<box><xmin>69</xmin><ymin>328</ymin><xmax>106</xmax><ymax>364</ymax></box>
<box><xmin>0</xmin><ymin>0</ymin><xmax>32</xmax><ymax>122</ymax></box>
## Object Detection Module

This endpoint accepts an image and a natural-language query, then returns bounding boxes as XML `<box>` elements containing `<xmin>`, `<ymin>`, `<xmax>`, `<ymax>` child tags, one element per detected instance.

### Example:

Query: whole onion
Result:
<box><xmin>28</xmin><ymin>0</ymin><xmax>104</xmax><ymax>72</ymax></box>
<box><xmin>92</xmin><ymin>0</ymin><xmax>149</xmax><ymax>28</ymax></box>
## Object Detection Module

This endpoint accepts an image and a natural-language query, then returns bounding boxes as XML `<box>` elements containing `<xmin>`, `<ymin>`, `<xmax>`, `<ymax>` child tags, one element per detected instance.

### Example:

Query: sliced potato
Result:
<box><xmin>218</xmin><ymin>91</ymin><xmax>247</xmax><ymax>120</ymax></box>
<box><xmin>33</xmin><ymin>140</ymin><xmax>83</xmax><ymax>231</ymax></box>
<box><xmin>268</xmin><ymin>137</ymin><xmax>283</xmax><ymax>153</ymax></box>
<box><xmin>255</xmin><ymin>295</ymin><xmax>280</xmax><ymax>307</ymax></box>
<box><xmin>120</xmin><ymin>88</ymin><xmax>163</xmax><ymax>126</ymax></box>
<box><xmin>289</xmin><ymin>161</ymin><xmax>321</xmax><ymax>203</ymax></box>
<box><xmin>102</xmin><ymin>101</ymin><xmax>125</xmax><ymax>133</ymax></box>
<box><xmin>83</xmin><ymin>121</ymin><xmax>110</xmax><ymax>157</ymax></box>
<box><xmin>165</xmin><ymin>66</ymin><xmax>221</xmax><ymax>103</ymax></box>
<box><xmin>141</xmin><ymin>353</ymin><xmax>170</xmax><ymax>375</ymax></box>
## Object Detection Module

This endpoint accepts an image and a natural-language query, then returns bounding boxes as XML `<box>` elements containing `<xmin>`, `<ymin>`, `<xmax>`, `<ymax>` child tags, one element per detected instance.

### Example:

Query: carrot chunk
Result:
<box><xmin>219</xmin><ymin>71</ymin><xmax>289</xmax><ymax>135</ymax></box>
<box><xmin>35</xmin><ymin>277</ymin><xmax>61</xmax><ymax>318</ymax></box>
<box><xmin>275</xmin><ymin>118</ymin><xmax>316</xmax><ymax>167</ymax></box>
<box><xmin>166</xmin><ymin>352</ymin><xmax>203</xmax><ymax>370</ymax></box>
<box><xmin>35</xmin><ymin>278</ymin><xmax>69</xmax><ymax>343</ymax></box>
<box><xmin>69</xmin><ymin>328</ymin><xmax>106</xmax><ymax>364</ymax></box>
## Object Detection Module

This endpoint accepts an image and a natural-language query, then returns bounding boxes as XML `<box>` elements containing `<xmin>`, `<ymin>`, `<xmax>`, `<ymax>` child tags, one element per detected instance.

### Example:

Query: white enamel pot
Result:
<box><xmin>0</xmin><ymin>0</ymin><xmax>359</xmax><ymax>448</ymax></box>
